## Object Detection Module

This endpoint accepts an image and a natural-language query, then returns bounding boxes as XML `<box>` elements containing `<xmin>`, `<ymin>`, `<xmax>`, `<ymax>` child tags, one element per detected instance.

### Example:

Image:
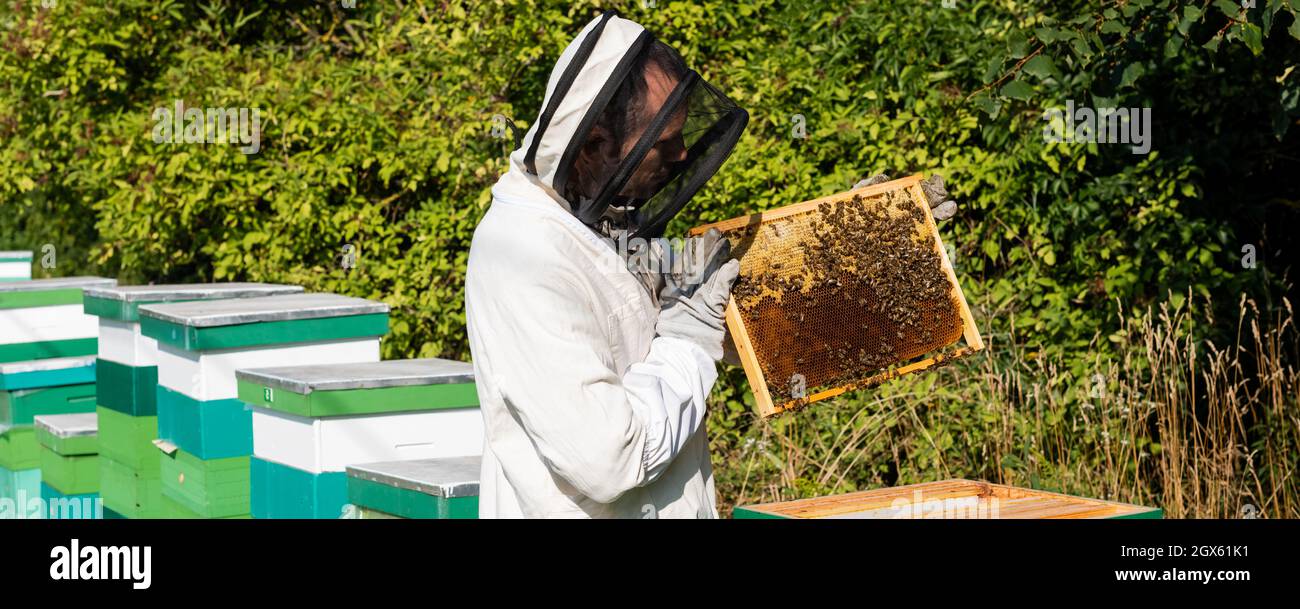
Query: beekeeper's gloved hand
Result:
<box><xmin>656</xmin><ymin>228</ymin><xmax>740</xmax><ymax>361</ymax></box>
<box><xmin>853</xmin><ymin>173</ymin><xmax>958</xmax><ymax>221</ymax></box>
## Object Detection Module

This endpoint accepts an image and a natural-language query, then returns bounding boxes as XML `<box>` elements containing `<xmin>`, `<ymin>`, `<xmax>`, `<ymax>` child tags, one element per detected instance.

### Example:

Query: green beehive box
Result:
<box><xmin>160</xmin><ymin>494</ymin><xmax>250</xmax><ymax>519</ymax></box>
<box><xmin>0</xmin><ymin>425</ymin><xmax>39</xmax><ymax>469</ymax></box>
<box><xmin>0</xmin><ymin>381</ymin><xmax>97</xmax><ymax>426</ymax></box>
<box><xmin>36</xmin><ymin>413</ymin><xmax>98</xmax><ymax>495</ymax></box>
<box><xmin>0</xmin><ymin>251</ymin><xmax>32</xmax><ymax>283</ymax></box>
<box><xmin>39</xmin><ymin>448</ymin><xmax>98</xmax><ymax>495</ymax></box>
<box><xmin>35</xmin><ymin>412</ymin><xmax>97</xmax><ymax>456</ymax></box>
<box><xmin>346</xmin><ymin>455</ymin><xmax>480</xmax><ymax>519</ymax></box>
<box><xmin>236</xmin><ymin>358</ymin><xmax>479</xmax><ymax>418</ymax></box>
<box><xmin>356</xmin><ymin>507</ymin><xmax>402</xmax><ymax>519</ymax></box>
<box><xmin>158</xmin><ymin>445</ymin><xmax>250</xmax><ymax>518</ymax></box>
<box><xmin>94</xmin><ymin>358</ymin><xmax>158</xmax><ymax>417</ymax></box>
<box><xmin>99</xmin><ymin>454</ymin><xmax>164</xmax><ymax>518</ymax></box>
<box><xmin>0</xmin><ymin>277</ymin><xmax>116</xmax><ymax>363</ymax></box>
<box><xmin>138</xmin><ymin>293</ymin><xmax>388</xmax><ymax>353</ymax></box>
<box><xmin>95</xmin><ymin>406</ymin><xmax>159</xmax><ymax>472</ymax></box>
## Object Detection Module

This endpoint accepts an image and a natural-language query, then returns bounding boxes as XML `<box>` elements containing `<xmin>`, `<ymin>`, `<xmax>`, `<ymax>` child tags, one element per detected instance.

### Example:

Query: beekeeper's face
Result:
<box><xmin>619</xmin><ymin>63</ymin><xmax>688</xmax><ymax>200</ymax></box>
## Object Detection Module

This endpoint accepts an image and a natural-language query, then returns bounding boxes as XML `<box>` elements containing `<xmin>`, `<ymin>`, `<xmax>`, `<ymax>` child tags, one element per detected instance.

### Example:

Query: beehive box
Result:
<box><xmin>691</xmin><ymin>175</ymin><xmax>983</xmax><ymax>417</ymax></box>
<box><xmin>85</xmin><ymin>282</ymin><xmax>303</xmax><ymax>417</ymax></box>
<box><xmin>99</xmin><ymin>454</ymin><xmax>165</xmax><ymax>519</ymax></box>
<box><xmin>40</xmin><ymin>483</ymin><xmax>102</xmax><ymax>519</ymax></box>
<box><xmin>139</xmin><ymin>293</ymin><xmax>388</xmax><ymax>461</ymax></box>
<box><xmin>156</xmin><ymin>445</ymin><xmax>249</xmax><ymax>518</ymax></box>
<box><xmin>0</xmin><ymin>277</ymin><xmax>116</xmax><ymax>363</ymax></box>
<box><xmin>95</xmin><ymin>406</ymin><xmax>160</xmax><ymax>471</ymax></box>
<box><xmin>0</xmin><ymin>463</ymin><xmax>42</xmax><ymax>518</ymax></box>
<box><xmin>0</xmin><ymin>355</ymin><xmax>96</xmax><ymax>391</ymax></box>
<box><xmin>0</xmin><ymin>378</ymin><xmax>97</xmax><ymax>427</ymax></box>
<box><xmin>734</xmin><ymin>479</ymin><xmax>1162</xmax><ymax>519</ymax></box>
<box><xmin>159</xmin><ymin>494</ymin><xmax>249</xmax><ymax>519</ymax></box>
<box><xmin>237</xmin><ymin>358</ymin><xmax>481</xmax><ymax>519</ymax></box>
<box><xmin>346</xmin><ymin>455</ymin><xmax>480</xmax><ymax>519</ymax></box>
<box><xmin>0</xmin><ymin>356</ymin><xmax>97</xmax><ymax>469</ymax></box>
<box><xmin>0</xmin><ymin>251</ymin><xmax>32</xmax><ymax>282</ymax></box>
<box><xmin>139</xmin><ymin>293</ymin><xmax>388</xmax><ymax>518</ymax></box>
<box><xmin>35</xmin><ymin>412</ymin><xmax>99</xmax><ymax>496</ymax></box>
<box><xmin>0</xmin><ymin>426</ymin><xmax>39</xmax><ymax>470</ymax></box>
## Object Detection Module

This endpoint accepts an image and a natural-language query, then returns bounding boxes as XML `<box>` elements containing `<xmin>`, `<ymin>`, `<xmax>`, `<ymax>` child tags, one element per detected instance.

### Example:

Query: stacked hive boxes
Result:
<box><xmin>36</xmin><ymin>412</ymin><xmax>101</xmax><ymax>519</ymax></box>
<box><xmin>83</xmin><ymin>283</ymin><xmax>303</xmax><ymax>518</ymax></box>
<box><xmin>236</xmin><ymin>358</ymin><xmax>482</xmax><ymax>518</ymax></box>
<box><xmin>0</xmin><ymin>251</ymin><xmax>32</xmax><ymax>282</ymax></box>
<box><xmin>138</xmin><ymin>293</ymin><xmax>389</xmax><ymax>518</ymax></box>
<box><xmin>0</xmin><ymin>277</ymin><xmax>114</xmax><ymax>516</ymax></box>
<box><xmin>345</xmin><ymin>456</ymin><xmax>481</xmax><ymax>519</ymax></box>
<box><xmin>0</xmin><ymin>356</ymin><xmax>97</xmax><ymax>472</ymax></box>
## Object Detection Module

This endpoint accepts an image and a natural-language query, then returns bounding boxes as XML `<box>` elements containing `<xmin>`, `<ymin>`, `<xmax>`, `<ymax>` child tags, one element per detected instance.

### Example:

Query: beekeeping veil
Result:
<box><xmin>507</xmin><ymin>10</ymin><xmax>748</xmax><ymax>240</ymax></box>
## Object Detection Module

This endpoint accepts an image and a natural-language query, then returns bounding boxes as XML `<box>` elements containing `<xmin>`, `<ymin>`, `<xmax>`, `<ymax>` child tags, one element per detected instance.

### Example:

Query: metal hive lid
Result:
<box><xmin>138</xmin><ymin>293</ymin><xmax>389</xmax><ymax>327</ymax></box>
<box><xmin>236</xmin><ymin>358</ymin><xmax>474</xmax><ymax>394</ymax></box>
<box><xmin>0</xmin><ymin>277</ymin><xmax>117</xmax><ymax>293</ymax></box>
<box><xmin>346</xmin><ymin>455</ymin><xmax>481</xmax><ymax>498</ymax></box>
<box><xmin>34</xmin><ymin>412</ymin><xmax>98</xmax><ymax>439</ymax></box>
<box><xmin>83</xmin><ymin>282</ymin><xmax>303</xmax><ymax>302</ymax></box>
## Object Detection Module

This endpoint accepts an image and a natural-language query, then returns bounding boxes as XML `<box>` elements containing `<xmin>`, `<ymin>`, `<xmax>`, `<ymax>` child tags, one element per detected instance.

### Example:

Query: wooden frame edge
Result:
<box><xmin>724</xmin><ymin>299</ymin><xmax>776</xmax><ymax>417</ymax></box>
<box><xmin>690</xmin><ymin>174</ymin><xmax>925</xmax><ymax>236</ymax></box>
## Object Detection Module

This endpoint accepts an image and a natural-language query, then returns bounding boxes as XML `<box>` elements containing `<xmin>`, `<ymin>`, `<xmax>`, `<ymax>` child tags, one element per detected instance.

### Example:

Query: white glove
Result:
<box><xmin>656</xmin><ymin>228</ymin><xmax>740</xmax><ymax>360</ymax></box>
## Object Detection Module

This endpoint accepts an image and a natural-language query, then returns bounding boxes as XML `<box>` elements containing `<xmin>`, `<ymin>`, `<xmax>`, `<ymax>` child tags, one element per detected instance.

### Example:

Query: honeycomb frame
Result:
<box><xmin>691</xmin><ymin>174</ymin><xmax>984</xmax><ymax>417</ymax></box>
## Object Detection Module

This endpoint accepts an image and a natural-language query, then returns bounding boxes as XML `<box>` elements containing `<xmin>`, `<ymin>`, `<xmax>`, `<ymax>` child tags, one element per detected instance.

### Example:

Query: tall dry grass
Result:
<box><xmin>717</xmin><ymin>294</ymin><xmax>1299</xmax><ymax>518</ymax></box>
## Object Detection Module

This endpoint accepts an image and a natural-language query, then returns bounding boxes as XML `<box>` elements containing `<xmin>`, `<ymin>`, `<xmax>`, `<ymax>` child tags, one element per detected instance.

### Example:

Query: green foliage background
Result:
<box><xmin>2</xmin><ymin>0</ymin><xmax>1297</xmax><ymax>512</ymax></box>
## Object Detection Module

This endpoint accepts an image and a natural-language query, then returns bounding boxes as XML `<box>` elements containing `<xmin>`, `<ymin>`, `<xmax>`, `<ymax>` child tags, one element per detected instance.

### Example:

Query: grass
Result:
<box><xmin>711</xmin><ymin>293</ymin><xmax>1299</xmax><ymax>518</ymax></box>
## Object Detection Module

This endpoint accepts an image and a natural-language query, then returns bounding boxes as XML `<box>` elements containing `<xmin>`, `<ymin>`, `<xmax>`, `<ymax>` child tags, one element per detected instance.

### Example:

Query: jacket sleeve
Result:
<box><xmin>489</xmin><ymin>272</ymin><xmax>717</xmax><ymax>504</ymax></box>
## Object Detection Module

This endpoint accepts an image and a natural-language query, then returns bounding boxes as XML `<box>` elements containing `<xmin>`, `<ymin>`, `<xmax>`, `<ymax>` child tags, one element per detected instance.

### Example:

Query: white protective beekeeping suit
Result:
<box><xmin>466</xmin><ymin>11</ymin><xmax>748</xmax><ymax>518</ymax></box>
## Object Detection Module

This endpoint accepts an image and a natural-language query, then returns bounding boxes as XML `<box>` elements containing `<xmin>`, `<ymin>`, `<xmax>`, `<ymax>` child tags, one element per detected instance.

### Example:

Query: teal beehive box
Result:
<box><xmin>238</xmin><ymin>358</ymin><xmax>482</xmax><ymax>519</ymax></box>
<box><xmin>0</xmin><ymin>463</ymin><xmax>42</xmax><ymax>518</ymax></box>
<box><xmin>346</xmin><ymin>455</ymin><xmax>480</xmax><ymax>519</ymax></box>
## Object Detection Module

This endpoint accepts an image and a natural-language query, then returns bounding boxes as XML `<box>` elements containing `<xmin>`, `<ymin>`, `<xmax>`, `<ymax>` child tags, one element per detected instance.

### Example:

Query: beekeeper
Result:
<box><xmin>465</xmin><ymin>10</ymin><xmax>750</xmax><ymax>518</ymax></box>
<box><xmin>465</xmin><ymin>10</ymin><xmax>963</xmax><ymax>519</ymax></box>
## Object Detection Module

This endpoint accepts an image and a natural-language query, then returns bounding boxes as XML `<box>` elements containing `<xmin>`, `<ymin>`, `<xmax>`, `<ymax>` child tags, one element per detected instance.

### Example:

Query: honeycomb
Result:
<box><xmin>713</xmin><ymin>182</ymin><xmax>969</xmax><ymax>413</ymax></box>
